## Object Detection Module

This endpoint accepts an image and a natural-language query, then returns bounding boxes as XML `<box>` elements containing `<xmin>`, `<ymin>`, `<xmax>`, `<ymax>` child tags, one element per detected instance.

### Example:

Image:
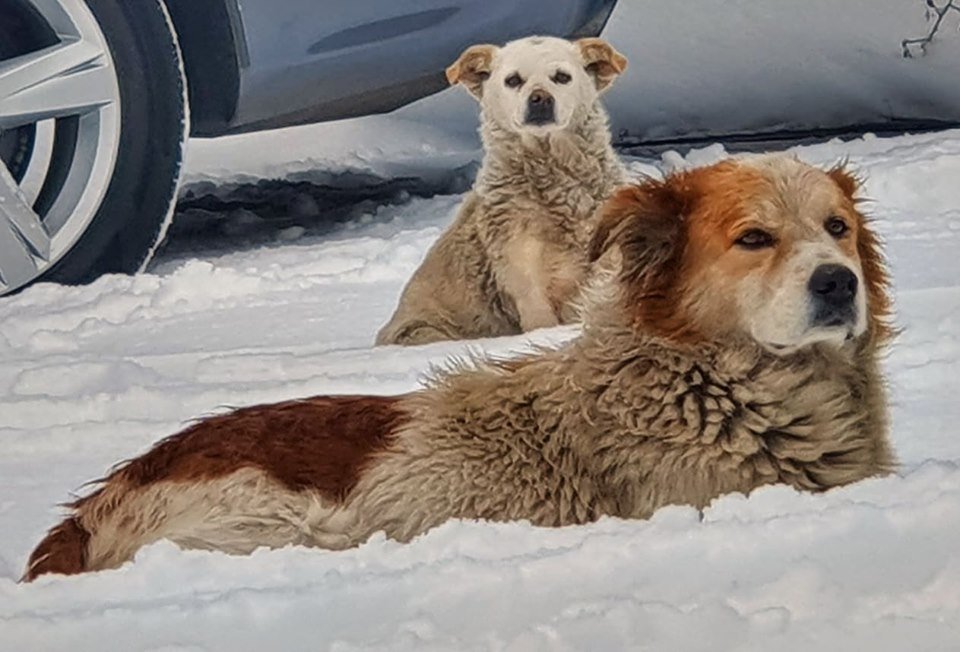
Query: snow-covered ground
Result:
<box><xmin>1</xmin><ymin>124</ymin><xmax>959</xmax><ymax>650</ymax></box>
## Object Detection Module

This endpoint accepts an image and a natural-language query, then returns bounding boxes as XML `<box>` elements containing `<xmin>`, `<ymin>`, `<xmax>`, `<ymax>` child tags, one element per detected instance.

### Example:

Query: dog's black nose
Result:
<box><xmin>525</xmin><ymin>89</ymin><xmax>555</xmax><ymax>125</ymax></box>
<box><xmin>529</xmin><ymin>89</ymin><xmax>553</xmax><ymax>107</ymax></box>
<box><xmin>808</xmin><ymin>264</ymin><xmax>858</xmax><ymax>306</ymax></box>
<box><xmin>808</xmin><ymin>264</ymin><xmax>858</xmax><ymax>328</ymax></box>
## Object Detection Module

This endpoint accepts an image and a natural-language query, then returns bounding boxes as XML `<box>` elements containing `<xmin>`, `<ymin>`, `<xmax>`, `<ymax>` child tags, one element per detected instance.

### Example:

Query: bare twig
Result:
<box><xmin>902</xmin><ymin>0</ymin><xmax>960</xmax><ymax>57</ymax></box>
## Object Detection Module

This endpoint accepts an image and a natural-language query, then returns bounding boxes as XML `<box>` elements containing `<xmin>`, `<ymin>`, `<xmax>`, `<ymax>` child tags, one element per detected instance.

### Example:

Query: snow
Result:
<box><xmin>2</xmin><ymin>124</ymin><xmax>960</xmax><ymax>650</ymax></box>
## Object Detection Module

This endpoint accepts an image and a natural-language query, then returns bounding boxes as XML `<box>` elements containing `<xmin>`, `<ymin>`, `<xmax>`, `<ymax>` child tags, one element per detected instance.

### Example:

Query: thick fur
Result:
<box><xmin>24</xmin><ymin>157</ymin><xmax>894</xmax><ymax>581</ymax></box>
<box><xmin>376</xmin><ymin>36</ymin><xmax>627</xmax><ymax>345</ymax></box>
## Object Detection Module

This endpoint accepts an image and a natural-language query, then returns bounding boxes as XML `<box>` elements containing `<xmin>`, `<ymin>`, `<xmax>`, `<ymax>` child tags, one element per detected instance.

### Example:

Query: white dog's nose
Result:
<box><xmin>525</xmin><ymin>89</ymin><xmax>555</xmax><ymax>125</ymax></box>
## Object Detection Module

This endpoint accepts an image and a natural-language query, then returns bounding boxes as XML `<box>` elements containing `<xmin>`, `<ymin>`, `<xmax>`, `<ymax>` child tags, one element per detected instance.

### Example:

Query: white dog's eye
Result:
<box><xmin>505</xmin><ymin>73</ymin><xmax>524</xmax><ymax>89</ymax></box>
<box><xmin>825</xmin><ymin>216</ymin><xmax>850</xmax><ymax>238</ymax></box>
<box><xmin>551</xmin><ymin>70</ymin><xmax>572</xmax><ymax>85</ymax></box>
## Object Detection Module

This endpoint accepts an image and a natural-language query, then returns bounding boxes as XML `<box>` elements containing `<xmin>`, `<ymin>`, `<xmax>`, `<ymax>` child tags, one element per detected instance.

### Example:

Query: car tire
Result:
<box><xmin>0</xmin><ymin>0</ymin><xmax>187</xmax><ymax>295</ymax></box>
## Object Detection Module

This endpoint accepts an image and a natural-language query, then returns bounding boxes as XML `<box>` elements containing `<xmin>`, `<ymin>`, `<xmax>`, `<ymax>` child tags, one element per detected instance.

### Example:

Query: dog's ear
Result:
<box><xmin>589</xmin><ymin>179</ymin><xmax>690</xmax><ymax>333</ymax></box>
<box><xmin>589</xmin><ymin>179</ymin><xmax>684</xmax><ymax>275</ymax></box>
<box><xmin>856</xmin><ymin>216</ymin><xmax>893</xmax><ymax>343</ymax></box>
<box><xmin>446</xmin><ymin>44</ymin><xmax>498</xmax><ymax>99</ymax></box>
<box><xmin>829</xmin><ymin>163</ymin><xmax>893</xmax><ymax>344</ymax></box>
<box><xmin>827</xmin><ymin>162</ymin><xmax>859</xmax><ymax>200</ymax></box>
<box><xmin>576</xmin><ymin>38</ymin><xmax>628</xmax><ymax>91</ymax></box>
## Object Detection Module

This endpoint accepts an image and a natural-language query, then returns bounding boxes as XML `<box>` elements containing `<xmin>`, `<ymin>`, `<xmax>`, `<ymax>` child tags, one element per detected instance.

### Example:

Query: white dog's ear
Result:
<box><xmin>446</xmin><ymin>44</ymin><xmax>498</xmax><ymax>99</ymax></box>
<box><xmin>576</xmin><ymin>38</ymin><xmax>628</xmax><ymax>91</ymax></box>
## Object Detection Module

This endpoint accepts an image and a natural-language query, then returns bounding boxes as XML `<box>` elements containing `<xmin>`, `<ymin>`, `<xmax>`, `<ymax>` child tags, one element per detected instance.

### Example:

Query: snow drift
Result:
<box><xmin>1</xmin><ymin>127</ymin><xmax>959</xmax><ymax>650</ymax></box>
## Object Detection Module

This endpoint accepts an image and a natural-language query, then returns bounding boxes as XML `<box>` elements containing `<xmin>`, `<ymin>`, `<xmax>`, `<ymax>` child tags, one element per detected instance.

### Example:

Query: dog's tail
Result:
<box><xmin>22</xmin><ymin>482</ymin><xmax>163</xmax><ymax>582</ymax></box>
<box><xmin>22</xmin><ymin>478</ymin><xmax>135</xmax><ymax>582</ymax></box>
<box><xmin>22</xmin><ymin>515</ymin><xmax>92</xmax><ymax>582</ymax></box>
<box><xmin>21</xmin><ymin>462</ymin><xmax>160</xmax><ymax>582</ymax></box>
<box><xmin>21</xmin><ymin>395</ymin><xmax>409</xmax><ymax>582</ymax></box>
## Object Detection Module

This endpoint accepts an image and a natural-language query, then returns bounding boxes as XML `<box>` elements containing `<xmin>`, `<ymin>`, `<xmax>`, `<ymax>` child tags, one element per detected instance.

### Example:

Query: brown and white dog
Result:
<box><xmin>24</xmin><ymin>156</ymin><xmax>894</xmax><ymax>581</ymax></box>
<box><xmin>376</xmin><ymin>36</ymin><xmax>628</xmax><ymax>345</ymax></box>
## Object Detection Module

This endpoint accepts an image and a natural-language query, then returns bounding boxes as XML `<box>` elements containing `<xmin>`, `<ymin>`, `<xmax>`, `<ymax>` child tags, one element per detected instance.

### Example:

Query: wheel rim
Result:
<box><xmin>0</xmin><ymin>0</ymin><xmax>121</xmax><ymax>294</ymax></box>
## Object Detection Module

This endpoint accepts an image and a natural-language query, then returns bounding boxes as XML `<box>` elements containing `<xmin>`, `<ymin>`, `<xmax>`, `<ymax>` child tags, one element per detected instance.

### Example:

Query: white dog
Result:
<box><xmin>376</xmin><ymin>36</ymin><xmax>628</xmax><ymax>345</ymax></box>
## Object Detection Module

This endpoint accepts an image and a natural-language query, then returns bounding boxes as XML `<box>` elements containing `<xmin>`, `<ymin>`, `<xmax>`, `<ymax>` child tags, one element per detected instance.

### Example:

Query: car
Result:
<box><xmin>0</xmin><ymin>0</ymin><xmax>617</xmax><ymax>296</ymax></box>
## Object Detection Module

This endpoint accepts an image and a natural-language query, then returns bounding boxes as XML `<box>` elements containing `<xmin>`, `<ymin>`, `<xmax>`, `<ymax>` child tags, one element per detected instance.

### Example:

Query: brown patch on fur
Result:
<box><xmin>828</xmin><ymin>164</ymin><xmax>894</xmax><ymax>343</ymax></box>
<box><xmin>589</xmin><ymin>163</ymin><xmax>770</xmax><ymax>340</ymax></box>
<box><xmin>107</xmin><ymin>395</ymin><xmax>409</xmax><ymax>498</ymax></box>
<box><xmin>576</xmin><ymin>38</ymin><xmax>628</xmax><ymax>90</ymax></box>
<box><xmin>589</xmin><ymin>180</ymin><xmax>689</xmax><ymax>337</ymax></box>
<box><xmin>23</xmin><ymin>395</ymin><xmax>409</xmax><ymax>581</ymax></box>
<box><xmin>446</xmin><ymin>44</ymin><xmax>497</xmax><ymax>97</ymax></box>
<box><xmin>22</xmin><ymin>517</ymin><xmax>90</xmax><ymax>581</ymax></box>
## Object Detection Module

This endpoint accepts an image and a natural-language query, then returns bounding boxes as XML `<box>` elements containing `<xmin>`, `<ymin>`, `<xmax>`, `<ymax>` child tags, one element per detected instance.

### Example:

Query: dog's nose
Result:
<box><xmin>529</xmin><ymin>89</ymin><xmax>553</xmax><ymax>108</ymax></box>
<box><xmin>525</xmin><ymin>89</ymin><xmax>555</xmax><ymax>125</ymax></box>
<box><xmin>808</xmin><ymin>264</ymin><xmax>858</xmax><ymax>307</ymax></box>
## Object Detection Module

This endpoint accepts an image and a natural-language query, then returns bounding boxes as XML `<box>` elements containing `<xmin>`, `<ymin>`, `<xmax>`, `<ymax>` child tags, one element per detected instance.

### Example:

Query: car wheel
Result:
<box><xmin>0</xmin><ymin>0</ymin><xmax>187</xmax><ymax>296</ymax></box>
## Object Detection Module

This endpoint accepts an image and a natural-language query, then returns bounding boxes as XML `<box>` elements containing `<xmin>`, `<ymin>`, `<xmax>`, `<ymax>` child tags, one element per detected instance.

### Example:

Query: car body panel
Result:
<box><xmin>168</xmin><ymin>0</ymin><xmax>616</xmax><ymax>136</ymax></box>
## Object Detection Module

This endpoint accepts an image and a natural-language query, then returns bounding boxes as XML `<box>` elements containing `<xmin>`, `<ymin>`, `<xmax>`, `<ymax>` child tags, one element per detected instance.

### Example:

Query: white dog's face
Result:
<box><xmin>446</xmin><ymin>36</ymin><xmax>626</xmax><ymax>136</ymax></box>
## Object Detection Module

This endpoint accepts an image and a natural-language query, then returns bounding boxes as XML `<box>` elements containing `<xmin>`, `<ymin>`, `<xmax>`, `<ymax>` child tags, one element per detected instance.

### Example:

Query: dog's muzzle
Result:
<box><xmin>808</xmin><ymin>264</ymin><xmax>858</xmax><ymax>328</ymax></box>
<box><xmin>525</xmin><ymin>89</ymin><xmax>555</xmax><ymax>126</ymax></box>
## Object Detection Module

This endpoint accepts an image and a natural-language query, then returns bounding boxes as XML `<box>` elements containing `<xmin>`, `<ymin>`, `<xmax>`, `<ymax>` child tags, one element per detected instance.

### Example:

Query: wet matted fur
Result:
<box><xmin>375</xmin><ymin>36</ymin><xmax>628</xmax><ymax>345</ymax></box>
<box><xmin>24</xmin><ymin>157</ymin><xmax>894</xmax><ymax>581</ymax></box>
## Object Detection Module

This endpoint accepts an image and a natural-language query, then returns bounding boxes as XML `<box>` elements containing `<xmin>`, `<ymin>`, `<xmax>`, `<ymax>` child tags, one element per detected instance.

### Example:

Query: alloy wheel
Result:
<box><xmin>0</xmin><ymin>0</ymin><xmax>121</xmax><ymax>293</ymax></box>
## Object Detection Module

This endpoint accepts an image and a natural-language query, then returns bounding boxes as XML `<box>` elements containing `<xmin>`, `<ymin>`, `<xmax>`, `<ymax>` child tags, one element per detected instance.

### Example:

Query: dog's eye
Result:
<box><xmin>734</xmin><ymin>229</ymin><xmax>776</xmax><ymax>250</ymax></box>
<box><xmin>825</xmin><ymin>216</ymin><xmax>849</xmax><ymax>238</ymax></box>
<box><xmin>504</xmin><ymin>73</ymin><xmax>524</xmax><ymax>88</ymax></box>
<box><xmin>552</xmin><ymin>70</ymin><xmax>572</xmax><ymax>85</ymax></box>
